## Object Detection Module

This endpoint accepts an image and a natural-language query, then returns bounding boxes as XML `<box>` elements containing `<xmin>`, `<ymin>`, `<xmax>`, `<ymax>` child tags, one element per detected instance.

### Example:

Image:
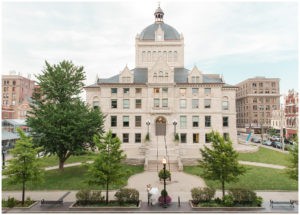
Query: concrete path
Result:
<box><xmin>239</xmin><ymin>161</ymin><xmax>286</xmax><ymax>169</ymax></box>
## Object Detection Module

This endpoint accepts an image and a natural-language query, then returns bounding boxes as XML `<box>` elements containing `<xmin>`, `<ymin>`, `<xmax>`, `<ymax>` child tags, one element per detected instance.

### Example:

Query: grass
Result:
<box><xmin>184</xmin><ymin>165</ymin><xmax>298</xmax><ymax>191</ymax></box>
<box><xmin>238</xmin><ymin>146</ymin><xmax>290</xmax><ymax>166</ymax></box>
<box><xmin>37</xmin><ymin>152</ymin><xmax>98</xmax><ymax>168</ymax></box>
<box><xmin>2</xmin><ymin>164</ymin><xmax>144</xmax><ymax>191</ymax></box>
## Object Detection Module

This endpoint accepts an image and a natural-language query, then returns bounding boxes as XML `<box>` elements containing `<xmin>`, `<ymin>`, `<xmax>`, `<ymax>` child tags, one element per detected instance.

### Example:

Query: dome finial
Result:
<box><xmin>154</xmin><ymin>3</ymin><xmax>164</xmax><ymax>23</ymax></box>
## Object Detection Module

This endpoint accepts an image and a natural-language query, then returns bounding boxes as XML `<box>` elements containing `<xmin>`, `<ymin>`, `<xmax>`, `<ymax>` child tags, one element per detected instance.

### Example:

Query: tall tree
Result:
<box><xmin>199</xmin><ymin>131</ymin><xmax>246</xmax><ymax>198</ymax></box>
<box><xmin>287</xmin><ymin>135</ymin><xmax>298</xmax><ymax>180</ymax></box>
<box><xmin>87</xmin><ymin>131</ymin><xmax>127</xmax><ymax>204</ymax></box>
<box><xmin>3</xmin><ymin>128</ymin><xmax>44</xmax><ymax>205</ymax></box>
<box><xmin>27</xmin><ymin>60</ymin><xmax>104</xmax><ymax>170</ymax></box>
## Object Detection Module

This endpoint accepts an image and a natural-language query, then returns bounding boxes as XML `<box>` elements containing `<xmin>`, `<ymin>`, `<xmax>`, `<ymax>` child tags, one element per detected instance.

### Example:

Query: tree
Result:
<box><xmin>287</xmin><ymin>136</ymin><xmax>298</xmax><ymax>180</ymax></box>
<box><xmin>87</xmin><ymin>131</ymin><xmax>127</xmax><ymax>204</ymax></box>
<box><xmin>3</xmin><ymin>128</ymin><xmax>44</xmax><ymax>205</ymax></box>
<box><xmin>199</xmin><ymin>131</ymin><xmax>246</xmax><ymax>199</ymax></box>
<box><xmin>27</xmin><ymin>60</ymin><xmax>104</xmax><ymax>170</ymax></box>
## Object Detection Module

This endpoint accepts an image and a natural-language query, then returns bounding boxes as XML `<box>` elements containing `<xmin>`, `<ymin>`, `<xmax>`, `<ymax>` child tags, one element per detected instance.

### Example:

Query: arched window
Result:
<box><xmin>93</xmin><ymin>96</ymin><xmax>99</xmax><ymax>109</ymax></box>
<box><xmin>153</xmin><ymin>51</ymin><xmax>157</xmax><ymax>61</ymax></box>
<box><xmin>142</xmin><ymin>51</ymin><xmax>146</xmax><ymax>62</ymax></box>
<box><xmin>174</xmin><ymin>51</ymin><xmax>178</xmax><ymax>61</ymax></box>
<box><xmin>168</xmin><ymin>51</ymin><xmax>172</xmax><ymax>62</ymax></box>
<box><xmin>147</xmin><ymin>51</ymin><xmax>151</xmax><ymax>62</ymax></box>
<box><xmin>159</xmin><ymin>71</ymin><xmax>163</xmax><ymax>77</ymax></box>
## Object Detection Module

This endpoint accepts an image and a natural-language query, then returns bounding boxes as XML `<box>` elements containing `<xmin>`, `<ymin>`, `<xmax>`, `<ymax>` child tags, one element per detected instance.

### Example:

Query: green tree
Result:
<box><xmin>199</xmin><ymin>131</ymin><xmax>246</xmax><ymax>199</ymax></box>
<box><xmin>27</xmin><ymin>60</ymin><xmax>104</xmax><ymax>170</ymax></box>
<box><xmin>87</xmin><ymin>131</ymin><xmax>127</xmax><ymax>204</ymax></box>
<box><xmin>287</xmin><ymin>142</ymin><xmax>298</xmax><ymax>180</ymax></box>
<box><xmin>3</xmin><ymin>128</ymin><xmax>44</xmax><ymax>205</ymax></box>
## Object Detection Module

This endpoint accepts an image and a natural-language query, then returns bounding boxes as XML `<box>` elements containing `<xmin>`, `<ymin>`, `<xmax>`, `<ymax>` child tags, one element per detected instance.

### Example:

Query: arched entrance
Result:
<box><xmin>155</xmin><ymin>116</ymin><xmax>167</xmax><ymax>136</ymax></box>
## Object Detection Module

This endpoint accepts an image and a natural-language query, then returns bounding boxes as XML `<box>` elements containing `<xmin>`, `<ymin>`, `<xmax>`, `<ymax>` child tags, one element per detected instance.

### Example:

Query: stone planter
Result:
<box><xmin>189</xmin><ymin>200</ymin><xmax>264</xmax><ymax>211</ymax></box>
<box><xmin>69</xmin><ymin>200</ymin><xmax>142</xmax><ymax>210</ymax></box>
<box><xmin>13</xmin><ymin>201</ymin><xmax>39</xmax><ymax>209</ymax></box>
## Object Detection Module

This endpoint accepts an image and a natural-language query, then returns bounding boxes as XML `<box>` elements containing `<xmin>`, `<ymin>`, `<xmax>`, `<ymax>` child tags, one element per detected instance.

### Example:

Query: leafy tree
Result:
<box><xmin>87</xmin><ymin>131</ymin><xmax>127</xmax><ymax>204</ymax></box>
<box><xmin>199</xmin><ymin>131</ymin><xmax>246</xmax><ymax>199</ymax></box>
<box><xmin>287</xmin><ymin>143</ymin><xmax>298</xmax><ymax>180</ymax></box>
<box><xmin>27</xmin><ymin>60</ymin><xmax>104</xmax><ymax>170</ymax></box>
<box><xmin>3</xmin><ymin>128</ymin><xmax>44</xmax><ymax>205</ymax></box>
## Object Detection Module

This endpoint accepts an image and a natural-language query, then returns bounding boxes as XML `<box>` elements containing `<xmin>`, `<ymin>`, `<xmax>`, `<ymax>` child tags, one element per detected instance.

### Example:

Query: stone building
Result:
<box><xmin>284</xmin><ymin>89</ymin><xmax>298</xmax><ymax>139</ymax></box>
<box><xmin>236</xmin><ymin>77</ymin><xmax>280</xmax><ymax>134</ymax></box>
<box><xmin>2</xmin><ymin>72</ymin><xmax>35</xmax><ymax>119</ymax></box>
<box><xmin>85</xmin><ymin>6</ymin><xmax>238</xmax><ymax>168</ymax></box>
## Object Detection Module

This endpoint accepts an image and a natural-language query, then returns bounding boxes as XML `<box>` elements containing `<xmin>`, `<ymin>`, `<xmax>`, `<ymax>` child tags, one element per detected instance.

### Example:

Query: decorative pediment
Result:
<box><xmin>148</xmin><ymin>57</ymin><xmax>173</xmax><ymax>83</ymax></box>
<box><xmin>119</xmin><ymin>65</ymin><xmax>133</xmax><ymax>83</ymax></box>
<box><xmin>188</xmin><ymin>65</ymin><xmax>203</xmax><ymax>83</ymax></box>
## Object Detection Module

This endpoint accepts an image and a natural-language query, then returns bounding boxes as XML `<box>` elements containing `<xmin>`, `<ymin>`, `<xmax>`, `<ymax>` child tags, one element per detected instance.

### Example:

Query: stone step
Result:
<box><xmin>147</xmin><ymin>163</ymin><xmax>179</xmax><ymax>172</ymax></box>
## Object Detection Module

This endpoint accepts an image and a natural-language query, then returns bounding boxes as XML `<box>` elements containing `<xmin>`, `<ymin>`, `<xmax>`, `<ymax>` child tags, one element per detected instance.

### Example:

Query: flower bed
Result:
<box><xmin>69</xmin><ymin>200</ymin><xmax>141</xmax><ymax>209</ymax></box>
<box><xmin>189</xmin><ymin>200</ymin><xmax>264</xmax><ymax>211</ymax></box>
<box><xmin>2</xmin><ymin>197</ymin><xmax>38</xmax><ymax>209</ymax></box>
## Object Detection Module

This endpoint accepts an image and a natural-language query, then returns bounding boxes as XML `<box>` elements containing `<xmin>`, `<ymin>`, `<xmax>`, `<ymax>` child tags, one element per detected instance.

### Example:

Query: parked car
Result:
<box><xmin>271</xmin><ymin>141</ymin><xmax>282</xmax><ymax>149</ymax></box>
<box><xmin>251</xmin><ymin>137</ymin><xmax>261</xmax><ymax>143</ymax></box>
<box><xmin>270</xmin><ymin>136</ymin><xmax>280</xmax><ymax>142</ymax></box>
<box><xmin>262</xmin><ymin>140</ymin><xmax>272</xmax><ymax>146</ymax></box>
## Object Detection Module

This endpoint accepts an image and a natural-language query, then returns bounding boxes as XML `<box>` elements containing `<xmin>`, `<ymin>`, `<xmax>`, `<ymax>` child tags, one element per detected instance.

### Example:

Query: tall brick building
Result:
<box><xmin>284</xmin><ymin>89</ymin><xmax>298</xmax><ymax>139</ymax></box>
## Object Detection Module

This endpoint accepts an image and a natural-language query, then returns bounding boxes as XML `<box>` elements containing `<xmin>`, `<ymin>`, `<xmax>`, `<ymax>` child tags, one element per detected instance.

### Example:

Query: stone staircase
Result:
<box><xmin>146</xmin><ymin>159</ymin><xmax>179</xmax><ymax>172</ymax></box>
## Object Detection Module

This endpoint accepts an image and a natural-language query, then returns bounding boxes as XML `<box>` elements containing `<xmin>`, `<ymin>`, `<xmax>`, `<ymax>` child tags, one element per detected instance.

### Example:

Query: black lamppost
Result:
<box><xmin>162</xmin><ymin>157</ymin><xmax>167</xmax><ymax>208</ymax></box>
<box><xmin>146</xmin><ymin>120</ymin><xmax>150</xmax><ymax>134</ymax></box>
<box><xmin>172</xmin><ymin>120</ymin><xmax>177</xmax><ymax>135</ymax></box>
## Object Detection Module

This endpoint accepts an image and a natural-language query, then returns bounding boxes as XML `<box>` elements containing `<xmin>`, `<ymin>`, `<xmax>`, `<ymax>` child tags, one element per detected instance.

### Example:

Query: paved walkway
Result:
<box><xmin>238</xmin><ymin>161</ymin><xmax>286</xmax><ymax>169</ymax></box>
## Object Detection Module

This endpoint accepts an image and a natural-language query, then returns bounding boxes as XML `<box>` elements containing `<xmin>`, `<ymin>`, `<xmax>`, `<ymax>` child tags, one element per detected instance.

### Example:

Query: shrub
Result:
<box><xmin>114</xmin><ymin>188</ymin><xmax>139</xmax><ymax>205</ymax></box>
<box><xmin>223</xmin><ymin>195</ymin><xmax>234</xmax><ymax>207</ymax></box>
<box><xmin>228</xmin><ymin>188</ymin><xmax>257</xmax><ymax>204</ymax></box>
<box><xmin>191</xmin><ymin>187</ymin><xmax>216</xmax><ymax>203</ymax></box>
<box><xmin>158</xmin><ymin>169</ymin><xmax>171</xmax><ymax>180</ymax></box>
<box><xmin>145</xmin><ymin>133</ymin><xmax>150</xmax><ymax>142</ymax></box>
<box><xmin>254</xmin><ymin>196</ymin><xmax>263</xmax><ymax>207</ymax></box>
<box><xmin>158</xmin><ymin>195</ymin><xmax>172</xmax><ymax>205</ymax></box>
<box><xmin>161</xmin><ymin>189</ymin><xmax>168</xmax><ymax>197</ymax></box>
<box><xmin>6</xmin><ymin>197</ymin><xmax>17</xmax><ymax>208</ymax></box>
<box><xmin>76</xmin><ymin>190</ymin><xmax>104</xmax><ymax>205</ymax></box>
<box><xmin>174</xmin><ymin>133</ymin><xmax>179</xmax><ymax>142</ymax></box>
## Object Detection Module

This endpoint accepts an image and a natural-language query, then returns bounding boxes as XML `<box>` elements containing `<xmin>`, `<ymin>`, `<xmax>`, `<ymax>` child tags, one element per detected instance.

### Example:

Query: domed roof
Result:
<box><xmin>139</xmin><ymin>23</ymin><xmax>180</xmax><ymax>40</ymax></box>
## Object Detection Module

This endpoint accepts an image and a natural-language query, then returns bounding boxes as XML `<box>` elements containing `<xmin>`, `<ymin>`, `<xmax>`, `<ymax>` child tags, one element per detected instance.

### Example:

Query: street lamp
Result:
<box><xmin>146</xmin><ymin>120</ymin><xmax>150</xmax><ymax>134</ymax></box>
<box><xmin>162</xmin><ymin>157</ymin><xmax>167</xmax><ymax>208</ymax></box>
<box><xmin>172</xmin><ymin>120</ymin><xmax>177</xmax><ymax>135</ymax></box>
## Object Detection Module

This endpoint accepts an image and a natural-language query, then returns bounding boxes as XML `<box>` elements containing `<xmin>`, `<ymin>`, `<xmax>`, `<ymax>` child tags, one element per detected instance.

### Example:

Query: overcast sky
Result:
<box><xmin>2</xmin><ymin>1</ymin><xmax>298</xmax><ymax>96</ymax></box>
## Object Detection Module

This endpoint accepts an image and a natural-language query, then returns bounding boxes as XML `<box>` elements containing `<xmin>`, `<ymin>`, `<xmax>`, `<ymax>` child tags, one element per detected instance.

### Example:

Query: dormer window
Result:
<box><xmin>159</xmin><ymin>71</ymin><xmax>163</xmax><ymax>77</ymax></box>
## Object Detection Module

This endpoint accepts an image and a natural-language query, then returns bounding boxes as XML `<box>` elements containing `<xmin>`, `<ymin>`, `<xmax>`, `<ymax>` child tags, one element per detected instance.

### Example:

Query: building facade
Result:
<box><xmin>2</xmin><ymin>72</ymin><xmax>35</xmax><ymax>119</ymax></box>
<box><xmin>236</xmin><ymin>77</ymin><xmax>280</xmax><ymax>133</ymax></box>
<box><xmin>284</xmin><ymin>89</ymin><xmax>298</xmax><ymax>139</ymax></box>
<box><xmin>85</xmin><ymin>6</ymin><xmax>238</xmax><ymax>166</ymax></box>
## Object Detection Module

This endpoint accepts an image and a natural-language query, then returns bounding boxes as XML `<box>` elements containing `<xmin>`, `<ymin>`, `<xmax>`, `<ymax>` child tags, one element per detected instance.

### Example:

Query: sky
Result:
<box><xmin>2</xmin><ymin>1</ymin><xmax>299</xmax><ymax>97</ymax></box>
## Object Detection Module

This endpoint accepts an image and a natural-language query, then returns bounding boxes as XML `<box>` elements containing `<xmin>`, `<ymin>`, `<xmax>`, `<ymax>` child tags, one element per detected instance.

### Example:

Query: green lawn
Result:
<box><xmin>38</xmin><ymin>153</ymin><xmax>98</xmax><ymax>168</ymax></box>
<box><xmin>238</xmin><ymin>146</ymin><xmax>290</xmax><ymax>166</ymax></box>
<box><xmin>184</xmin><ymin>165</ymin><xmax>298</xmax><ymax>191</ymax></box>
<box><xmin>2</xmin><ymin>164</ymin><xmax>144</xmax><ymax>191</ymax></box>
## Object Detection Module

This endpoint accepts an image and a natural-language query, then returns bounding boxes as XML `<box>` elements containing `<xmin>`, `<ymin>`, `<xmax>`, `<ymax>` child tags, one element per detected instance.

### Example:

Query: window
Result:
<box><xmin>135</xmin><ymin>88</ymin><xmax>142</xmax><ymax>94</ymax></box>
<box><xmin>266</xmin><ymin>105</ymin><xmax>270</xmax><ymax>110</ymax></box>
<box><xmin>93</xmin><ymin>101</ymin><xmax>99</xmax><ymax>109</ymax></box>
<box><xmin>271</xmin><ymin>82</ymin><xmax>276</xmax><ymax>87</ymax></box>
<box><xmin>135</xmin><ymin>116</ymin><xmax>141</xmax><ymax>127</ymax></box>
<box><xmin>159</xmin><ymin>71</ymin><xmax>163</xmax><ymax>77</ymax></box>
<box><xmin>174</xmin><ymin>51</ymin><xmax>178</xmax><ymax>61</ymax></box>
<box><xmin>223</xmin><ymin>117</ymin><xmax>229</xmax><ymax>127</ymax></box>
<box><xmin>204</xmin><ymin>99</ymin><xmax>211</xmax><ymax>109</ymax></box>
<box><xmin>110</xmin><ymin>88</ymin><xmax>118</xmax><ymax>94</ymax></box>
<box><xmin>112</xmin><ymin>133</ymin><xmax>117</xmax><ymax>138</ymax></box>
<box><xmin>123</xmin><ymin>99</ymin><xmax>130</xmax><ymax>109</ymax></box>
<box><xmin>135</xmin><ymin>99</ymin><xmax>142</xmax><ymax>109</ymax></box>
<box><xmin>123</xmin><ymin>133</ymin><xmax>129</xmax><ymax>143</ymax></box>
<box><xmin>223</xmin><ymin>133</ymin><xmax>229</xmax><ymax>141</ymax></box>
<box><xmin>205</xmin><ymin>116</ymin><xmax>211</xmax><ymax>127</ymax></box>
<box><xmin>123</xmin><ymin>88</ymin><xmax>130</xmax><ymax>94</ymax></box>
<box><xmin>154</xmin><ymin>98</ymin><xmax>160</xmax><ymax>108</ymax></box>
<box><xmin>162</xmin><ymin>88</ymin><xmax>168</xmax><ymax>94</ymax></box>
<box><xmin>222</xmin><ymin>101</ymin><xmax>229</xmax><ymax>110</ymax></box>
<box><xmin>154</xmin><ymin>88</ymin><xmax>160</xmax><ymax>93</ymax></box>
<box><xmin>180</xmin><ymin>116</ymin><xmax>187</xmax><ymax>129</ymax></box>
<box><xmin>192</xmin><ymin>116</ymin><xmax>199</xmax><ymax>127</ymax></box>
<box><xmin>111</xmin><ymin>99</ymin><xmax>117</xmax><ymax>108</ymax></box>
<box><xmin>259</xmin><ymin>82</ymin><xmax>263</xmax><ymax>87</ymax></box>
<box><xmin>123</xmin><ymin>116</ymin><xmax>129</xmax><ymax>127</ymax></box>
<box><xmin>12</xmin><ymin>87</ymin><xmax>15</xmax><ymax>92</ymax></box>
<box><xmin>252</xmin><ymin>83</ymin><xmax>257</xmax><ymax>87</ymax></box>
<box><xmin>162</xmin><ymin>99</ymin><xmax>168</xmax><ymax>108</ymax></box>
<box><xmin>204</xmin><ymin>88</ymin><xmax>211</xmax><ymax>94</ymax></box>
<box><xmin>205</xmin><ymin>134</ymin><xmax>210</xmax><ymax>143</ymax></box>
<box><xmin>192</xmin><ymin>99</ymin><xmax>199</xmax><ymax>109</ymax></box>
<box><xmin>122</xmin><ymin>77</ymin><xmax>131</xmax><ymax>83</ymax></box>
<box><xmin>135</xmin><ymin>133</ymin><xmax>141</xmax><ymax>143</ymax></box>
<box><xmin>192</xmin><ymin>88</ymin><xmax>198</xmax><ymax>94</ymax></box>
<box><xmin>111</xmin><ymin>116</ymin><xmax>117</xmax><ymax>127</ymax></box>
<box><xmin>180</xmin><ymin>133</ymin><xmax>187</xmax><ymax>143</ymax></box>
<box><xmin>180</xmin><ymin>88</ymin><xmax>186</xmax><ymax>95</ymax></box>
<box><xmin>193</xmin><ymin>133</ymin><xmax>199</xmax><ymax>143</ymax></box>
<box><xmin>180</xmin><ymin>99</ymin><xmax>186</xmax><ymax>109</ymax></box>
<box><xmin>253</xmin><ymin>98</ymin><xmax>257</xmax><ymax>103</ymax></box>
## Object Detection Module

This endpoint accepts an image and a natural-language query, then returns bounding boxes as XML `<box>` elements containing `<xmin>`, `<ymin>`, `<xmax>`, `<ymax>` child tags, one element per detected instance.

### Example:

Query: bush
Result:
<box><xmin>161</xmin><ymin>189</ymin><xmax>168</xmax><ymax>197</ymax></box>
<box><xmin>3</xmin><ymin>197</ymin><xmax>17</xmax><ymax>208</ymax></box>
<box><xmin>158</xmin><ymin>195</ymin><xmax>172</xmax><ymax>205</ymax></box>
<box><xmin>223</xmin><ymin>195</ymin><xmax>234</xmax><ymax>207</ymax></box>
<box><xmin>76</xmin><ymin>190</ymin><xmax>104</xmax><ymax>205</ymax></box>
<box><xmin>191</xmin><ymin>187</ymin><xmax>216</xmax><ymax>203</ymax></box>
<box><xmin>254</xmin><ymin>196</ymin><xmax>263</xmax><ymax>207</ymax></box>
<box><xmin>228</xmin><ymin>188</ymin><xmax>257</xmax><ymax>204</ymax></box>
<box><xmin>114</xmin><ymin>188</ymin><xmax>139</xmax><ymax>205</ymax></box>
<box><xmin>158</xmin><ymin>169</ymin><xmax>171</xmax><ymax>180</ymax></box>
<box><xmin>174</xmin><ymin>133</ymin><xmax>179</xmax><ymax>142</ymax></box>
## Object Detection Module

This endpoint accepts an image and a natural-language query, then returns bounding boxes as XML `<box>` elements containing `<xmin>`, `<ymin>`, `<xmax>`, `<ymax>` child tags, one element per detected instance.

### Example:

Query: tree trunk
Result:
<box><xmin>221</xmin><ymin>180</ymin><xmax>225</xmax><ymax>199</ymax></box>
<box><xmin>59</xmin><ymin>159</ymin><xmax>64</xmax><ymax>171</ymax></box>
<box><xmin>22</xmin><ymin>180</ymin><xmax>25</xmax><ymax>206</ymax></box>
<box><xmin>106</xmin><ymin>181</ymin><xmax>109</xmax><ymax>205</ymax></box>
